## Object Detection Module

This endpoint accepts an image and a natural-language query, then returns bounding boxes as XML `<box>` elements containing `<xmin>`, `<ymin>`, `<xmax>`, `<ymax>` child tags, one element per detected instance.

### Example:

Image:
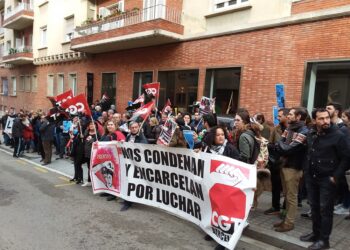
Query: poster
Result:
<box><xmin>275</xmin><ymin>84</ymin><xmax>285</xmax><ymax>108</ymax></box>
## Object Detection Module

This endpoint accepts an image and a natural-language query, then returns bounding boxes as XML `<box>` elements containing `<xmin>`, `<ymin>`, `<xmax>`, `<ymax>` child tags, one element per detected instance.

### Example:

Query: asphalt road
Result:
<box><xmin>0</xmin><ymin>150</ymin><xmax>279</xmax><ymax>250</ymax></box>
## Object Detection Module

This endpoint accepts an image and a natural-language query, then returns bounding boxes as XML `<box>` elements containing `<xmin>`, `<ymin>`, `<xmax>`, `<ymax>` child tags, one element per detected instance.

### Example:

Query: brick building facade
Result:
<box><xmin>0</xmin><ymin>0</ymin><xmax>350</xmax><ymax>120</ymax></box>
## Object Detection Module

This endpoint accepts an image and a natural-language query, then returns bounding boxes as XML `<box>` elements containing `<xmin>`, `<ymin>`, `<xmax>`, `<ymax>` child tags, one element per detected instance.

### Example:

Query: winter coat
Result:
<box><xmin>12</xmin><ymin>118</ymin><xmax>25</xmax><ymax>138</ymax></box>
<box><xmin>276</xmin><ymin>121</ymin><xmax>308</xmax><ymax>170</ymax></box>
<box><xmin>39</xmin><ymin>119</ymin><xmax>55</xmax><ymax>142</ymax></box>
<box><xmin>305</xmin><ymin>124</ymin><xmax>349</xmax><ymax>179</ymax></box>
<box><xmin>126</xmin><ymin>132</ymin><xmax>148</xmax><ymax>144</ymax></box>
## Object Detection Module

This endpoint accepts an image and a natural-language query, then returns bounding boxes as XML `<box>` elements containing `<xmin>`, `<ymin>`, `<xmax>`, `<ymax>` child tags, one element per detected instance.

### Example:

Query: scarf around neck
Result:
<box><xmin>210</xmin><ymin>139</ymin><xmax>228</xmax><ymax>155</ymax></box>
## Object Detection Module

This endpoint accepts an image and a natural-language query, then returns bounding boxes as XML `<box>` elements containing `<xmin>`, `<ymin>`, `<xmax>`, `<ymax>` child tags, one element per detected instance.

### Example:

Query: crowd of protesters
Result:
<box><xmin>1</xmin><ymin>99</ymin><xmax>350</xmax><ymax>250</ymax></box>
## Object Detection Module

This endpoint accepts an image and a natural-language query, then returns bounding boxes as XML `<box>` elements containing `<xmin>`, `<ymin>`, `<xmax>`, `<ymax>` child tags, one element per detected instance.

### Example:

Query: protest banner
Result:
<box><xmin>90</xmin><ymin>142</ymin><xmax>121</xmax><ymax>196</ymax></box>
<box><xmin>129</xmin><ymin>101</ymin><xmax>154</xmax><ymax>122</ymax></box>
<box><xmin>91</xmin><ymin>142</ymin><xmax>256</xmax><ymax>249</ymax></box>
<box><xmin>61</xmin><ymin>94</ymin><xmax>92</xmax><ymax>116</ymax></box>
<box><xmin>56</xmin><ymin>89</ymin><xmax>74</xmax><ymax>106</ymax></box>
<box><xmin>156</xmin><ymin>118</ymin><xmax>177</xmax><ymax>146</ymax></box>
<box><xmin>199</xmin><ymin>96</ymin><xmax>215</xmax><ymax>115</ymax></box>
<box><xmin>161</xmin><ymin>98</ymin><xmax>172</xmax><ymax>115</ymax></box>
<box><xmin>144</xmin><ymin>82</ymin><xmax>160</xmax><ymax>97</ymax></box>
<box><xmin>4</xmin><ymin>117</ymin><xmax>15</xmax><ymax>136</ymax></box>
<box><xmin>275</xmin><ymin>84</ymin><xmax>285</xmax><ymax>108</ymax></box>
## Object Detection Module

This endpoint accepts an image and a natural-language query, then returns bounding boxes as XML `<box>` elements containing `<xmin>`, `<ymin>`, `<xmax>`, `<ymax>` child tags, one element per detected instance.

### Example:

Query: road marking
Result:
<box><xmin>16</xmin><ymin>160</ymin><xmax>27</xmax><ymax>165</ymax></box>
<box><xmin>55</xmin><ymin>183</ymin><xmax>75</xmax><ymax>188</ymax></box>
<box><xmin>58</xmin><ymin>176</ymin><xmax>70</xmax><ymax>182</ymax></box>
<box><xmin>34</xmin><ymin>167</ymin><xmax>48</xmax><ymax>173</ymax></box>
<box><xmin>0</xmin><ymin>148</ymin><xmax>73</xmax><ymax>179</ymax></box>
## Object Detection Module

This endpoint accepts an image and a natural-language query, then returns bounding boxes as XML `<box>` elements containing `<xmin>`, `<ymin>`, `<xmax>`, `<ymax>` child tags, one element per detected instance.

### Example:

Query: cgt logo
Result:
<box><xmin>66</xmin><ymin>102</ymin><xmax>85</xmax><ymax>115</ymax></box>
<box><xmin>56</xmin><ymin>96</ymin><xmax>72</xmax><ymax>106</ymax></box>
<box><xmin>211</xmin><ymin>211</ymin><xmax>235</xmax><ymax>231</ymax></box>
<box><xmin>145</xmin><ymin>88</ymin><xmax>157</xmax><ymax>96</ymax></box>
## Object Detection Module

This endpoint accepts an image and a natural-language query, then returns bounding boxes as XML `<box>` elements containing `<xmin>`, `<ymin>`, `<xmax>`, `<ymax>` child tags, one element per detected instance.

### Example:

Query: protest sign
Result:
<box><xmin>275</xmin><ymin>84</ymin><xmax>285</xmax><ymax>108</ymax></box>
<box><xmin>90</xmin><ymin>142</ymin><xmax>121</xmax><ymax>196</ymax></box>
<box><xmin>61</xmin><ymin>94</ymin><xmax>92</xmax><ymax>116</ymax></box>
<box><xmin>156</xmin><ymin>118</ymin><xmax>177</xmax><ymax>146</ymax></box>
<box><xmin>183</xmin><ymin>130</ymin><xmax>194</xmax><ymax>149</ymax></box>
<box><xmin>199</xmin><ymin>97</ymin><xmax>215</xmax><ymax>115</ymax></box>
<box><xmin>4</xmin><ymin>117</ymin><xmax>15</xmax><ymax>136</ymax></box>
<box><xmin>91</xmin><ymin>142</ymin><xmax>256</xmax><ymax>249</ymax></box>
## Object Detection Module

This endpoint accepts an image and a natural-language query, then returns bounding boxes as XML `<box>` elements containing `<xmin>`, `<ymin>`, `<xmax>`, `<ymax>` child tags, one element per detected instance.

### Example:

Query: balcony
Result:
<box><xmin>71</xmin><ymin>4</ymin><xmax>184</xmax><ymax>53</ymax></box>
<box><xmin>2</xmin><ymin>46</ymin><xmax>33</xmax><ymax>65</ymax></box>
<box><xmin>3</xmin><ymin>2</ymin><xmax>34</xmax><ymax>30</ymax></box>
<box><xmin>0</xmin><ymin>27</ymin><xmax>4</xmax><ymax>36</ymax></box>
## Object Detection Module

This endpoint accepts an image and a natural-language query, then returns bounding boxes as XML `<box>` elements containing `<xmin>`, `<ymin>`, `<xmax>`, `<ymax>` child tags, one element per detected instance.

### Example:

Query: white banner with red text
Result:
<box><xmin>90</xmin><ymin>141</ymin><xmax>256</xmax><ymax>249</ymax></box>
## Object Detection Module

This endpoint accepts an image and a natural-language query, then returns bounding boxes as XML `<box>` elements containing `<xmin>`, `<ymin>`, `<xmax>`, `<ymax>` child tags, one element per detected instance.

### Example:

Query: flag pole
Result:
<box><xmin>226</xmin><ymin>91</ymin><xmax>233</xmax><ymax>115</ymax></box>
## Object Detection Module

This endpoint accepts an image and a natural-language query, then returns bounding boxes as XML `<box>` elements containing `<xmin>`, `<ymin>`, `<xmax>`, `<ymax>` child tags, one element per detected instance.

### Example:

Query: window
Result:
<box><xmin>204</xmin><ymin>68</ymin><xmax>241</xmax><ymax>115</ymax></box>
<box><xmin>19</xmin><ymin>76</ymin><xmax>25</xmax><ymax>91</ymax></box>
<box><xmin>57</xmin><ymin>74</ymin><xmax>64</xmax><ymax>94</ymax></box>
<box><xmin>101</xmin><ymin>73</ymin><xmax>116</xmax><ymax>106</ymax></box>
<box><xmin>1</xmin><ymin>78</ymin><xmax>8</xmax><ymax>96</ymax></box>
<box><xmin>11</xmin><ymin>77</ymin><xmax>16</xmax><ymax>96</ymax></box>
<box><xmin>69</xmin><ymin>73</ymin><xmax>77</xmax><ymax>96</ymax></box>
<box><xmin>25</xmin><ymin>75</ymin><xmax>31</xmax><ymax>92</ymax></box>
<box><xmin>213</xmin><ymin>0</ymin><xmax>249</xmax><ymax>11</ymax></box>
<box><xmin>47</xmin><ymin>74</ymin><xmax>54</xmax><ymax>96</ymax></box>
<box><xmin>31</xmin><ymin>75</ymin><xmax>37</xmax><ymax>92</ymax></box>
<box><xmin>40</xmin><ymin>26</ymin><xmax>47</xmax><ymax>47</ymax></box>
<box><xmin>158</xmin><ymin>70</ymin><xmax>198</xmax><ymax>113</ymax></box>
<box><xmin>302</xmin><ymin>61</ymin><xmax>350</xmax><ymax>113</ymax></box>
<box><xmin>64</xmin><ymin>16</ymin><xmax>74</xmax><ymax>42</ymax></box>
<box><xmin>143</xmin><ymin>0</ymin><xmax>166</xmax><ymax>21</ymax></box>
<box><xmin>132</xmin><ymin>72</ymin><xmax>153</xmax><ymax>100</ymax></box>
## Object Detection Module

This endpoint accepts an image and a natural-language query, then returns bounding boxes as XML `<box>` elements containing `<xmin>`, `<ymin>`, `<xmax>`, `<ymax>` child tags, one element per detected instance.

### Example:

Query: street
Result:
<box><xmin>0</xmin><ymin>150</ymin><xmax>279</xmax><ymax>250</ymax></box>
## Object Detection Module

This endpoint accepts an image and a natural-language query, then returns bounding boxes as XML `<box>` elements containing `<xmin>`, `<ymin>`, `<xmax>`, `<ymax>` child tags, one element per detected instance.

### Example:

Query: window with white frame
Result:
<box><xmin>31</xmin><ymin>75</ymin><xmax>37</xmax><ymax>92</ymax></box>
<box><xmin>1</xmin><ymin>78</ymin><xmax>8</xmax><ymax>96</ymax></box>
<box><xmin>213</xmin><ymin>0</ymin><xmax>249</xmax><ymax>11</ymax></box>
<box><xmin>11</xmin><ymin>77</ymin><xmax>16</xmax><ymax>96</ymax></box>
<box><xmin>57</xmin><ymin>74</ymin><xmax>64</xmax><ymax>94</ymax></box>
<box><xmin>25</xmin><ymin>76</ymin><xmax>31</xmax><ymax>92</ymax></box>
<box><xmin>19</xmin><ymin>76</ymin><xmax>25</xmax><ymax>91</ymax></box>
<box><xmin>47</xmin><ymin>74</ymin><xmax>54</xmax><ymax>96</ymax></box>
<box><xmin>40</xmin><ymin>26</ymin><xmax>47</xmax><ymax>47</ymax></box>
<box><xmin>69</xmin><ymin>73</ymin><xmax>77</xmax><ymax>96</ymax></box>
<box><xmin>64</xmin><ymin>16</ymin><xmax>74</xmax><ymax>42</ymax></box>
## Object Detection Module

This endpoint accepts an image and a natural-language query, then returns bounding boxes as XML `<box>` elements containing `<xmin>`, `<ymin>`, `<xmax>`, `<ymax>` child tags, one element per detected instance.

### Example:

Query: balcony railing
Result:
<box><xmin>4</xmin><ymin>46</ymin><xmax>33</xmax><ymax>56</ymax></box>
<box><xmin>4</xmin><ymin>2</ymin><xmax>34</xmax><ymax>20</ymax></box>
<box><xmin>75</xmin><ymin>4</ymin><xmax>182</xmax><ymax>37</ymax></box>
<box><xmin>0</xmin><ymin>27</ymin><xmax>4</xmax><ymax>35</ymax></box>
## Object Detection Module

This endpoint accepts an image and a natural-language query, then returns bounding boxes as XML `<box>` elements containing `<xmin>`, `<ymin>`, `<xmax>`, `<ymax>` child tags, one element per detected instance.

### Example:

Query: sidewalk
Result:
<box><xmin>1</xmin><ymin>143</ymin><xmax>349</xmax><ymax>250</ymax></box>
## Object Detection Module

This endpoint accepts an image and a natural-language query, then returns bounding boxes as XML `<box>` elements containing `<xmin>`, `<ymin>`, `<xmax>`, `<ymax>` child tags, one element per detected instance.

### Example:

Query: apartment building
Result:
<box><xmin>0</xmin><ymin>0</ymin><xmax>350</xmax><ymax>118</ymax></box>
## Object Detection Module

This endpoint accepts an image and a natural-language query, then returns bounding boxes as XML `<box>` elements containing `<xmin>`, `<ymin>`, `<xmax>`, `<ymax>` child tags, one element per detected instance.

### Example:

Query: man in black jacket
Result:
<box><xmin>12</xmin><ymin>114</ymin><xmax>26</xmax><ymax>158</ymax></box>
<box><xmin>274</xmin><ymin>107</ymin><xmax>309</xmax><ymax>232</ymax></box>
<box><xmin>120</xmin><ymin>121</ymin><xmax>148</xmax><ymax>211</ymax></box>
<box><xmin>300</xmin><ymin>108</ymin><xmax>349</xmax><ymax>250</ymax></box>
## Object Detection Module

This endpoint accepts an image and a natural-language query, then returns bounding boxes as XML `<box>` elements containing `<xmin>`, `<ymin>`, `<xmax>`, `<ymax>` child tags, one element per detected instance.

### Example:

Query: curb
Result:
<box><xmin>243</xmin><ymin>224</ymin><xmax>308</xmax><ymax>250</ymax></box>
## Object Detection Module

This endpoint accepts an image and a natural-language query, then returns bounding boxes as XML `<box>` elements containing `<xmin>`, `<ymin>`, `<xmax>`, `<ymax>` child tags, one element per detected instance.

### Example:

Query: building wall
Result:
<box><xmin>182</xmin><ymin>0</ymin><xmax>292</xmax><ymax>38</ymax></box>
<box><xmin>1</xmin><ymin>16</ymin><xmax>350</xmax><ymax>120</ymax></box>
<box><xmin>292</xmin><ymin>0</ymin><xmax>350</xmax><ymax>15</ymax></box>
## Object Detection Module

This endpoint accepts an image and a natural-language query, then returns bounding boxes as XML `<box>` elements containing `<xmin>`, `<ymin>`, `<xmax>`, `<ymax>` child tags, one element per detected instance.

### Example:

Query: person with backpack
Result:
<box><xmin>233</xmin><ymin>108</ymin><xmax>269</xmax><ymax>209</ymax></box>
<box><xmin>273</xmin><ymin>107</ymin><xmax>309</xmax><ymax>232</ymax></box>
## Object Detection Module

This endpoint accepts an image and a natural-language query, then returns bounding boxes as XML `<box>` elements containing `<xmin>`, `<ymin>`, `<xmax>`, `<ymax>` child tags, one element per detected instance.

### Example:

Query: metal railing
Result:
<box><xmin>4</xmin><ymin>2</ymin><xmax>34</xmax><ymax>20</ymax></box>
<box><xmin>4</xmin><ymin>46</ymin><xmax>33</xmax><ymax>57</ymax></box>
<box><xmin>75</xmin><ymin>4</ymin><xmax>182</xmax><ymax>37</ymax></box>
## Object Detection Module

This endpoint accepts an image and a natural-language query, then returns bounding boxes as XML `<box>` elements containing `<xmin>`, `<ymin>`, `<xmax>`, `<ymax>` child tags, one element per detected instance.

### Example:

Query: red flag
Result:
<box><xmin>144</xmin><ymin>82</ymin><xmax>160</xmax><ymax>97</ymax></box>
<box><xmin>130</xmin><ymin>101</ymin><xmax>154</xmax><ymax>122</ymax></box>
<box><xmin>55</xmin><ymin>89</ymin><xmax>74</xmax><ymax>106</ymax></box>
<box><xmin>161</xmin><ymin>98</ymin><xmax>172</xmax><ymax>115</ymax></box>
<box><xmin>61</xmin><ymin>94</ymin><xmax>92</xmax><ymax>116</ymax></box>
<box><xmin>133</xmin><ymin>93</ymin><xmax>145</xmax><ymax>105</ymax></box>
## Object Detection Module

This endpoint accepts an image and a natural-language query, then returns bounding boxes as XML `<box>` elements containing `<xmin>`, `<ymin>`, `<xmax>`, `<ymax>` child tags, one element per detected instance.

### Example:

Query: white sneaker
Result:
<box><xmin>334</xmin><ymin>203</ymin><xmax>343</xmax><ymax>210</ymax></box>
<box><xmin>334</xmin><ymin>206</ymin><xmax>350</xmax><ymax>215</ymax></box>
<box><xmin>81</xmin><ymin>182</ymin><xmax>92</xmax><ymax>187</ymax></box>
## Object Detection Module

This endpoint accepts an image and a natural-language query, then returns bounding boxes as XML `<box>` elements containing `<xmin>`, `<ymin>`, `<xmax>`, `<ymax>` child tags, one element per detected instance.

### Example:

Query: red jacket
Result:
<box><xmin>23</xmin><ymin>124</ymin><xmax>34</xmax><ymax>141</ymax></box>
